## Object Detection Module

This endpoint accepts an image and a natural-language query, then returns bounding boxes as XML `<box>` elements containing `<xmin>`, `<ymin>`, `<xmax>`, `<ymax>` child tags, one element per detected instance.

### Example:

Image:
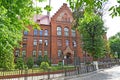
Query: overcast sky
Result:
<box><xmin>36</xmin><ymin>0</ymin><xmax>120</xmax><ymax>38</ymax></box>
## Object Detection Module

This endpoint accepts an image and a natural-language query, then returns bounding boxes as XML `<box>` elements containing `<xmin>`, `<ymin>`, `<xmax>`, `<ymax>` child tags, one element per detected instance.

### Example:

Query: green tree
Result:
<box><xmin>0</xmin><ymin>0</ymin><xmax>50</xmax><ymax>69</ymax></box>
<box><xmin>26</xmin><ymin>57</ymin><xmax>34</xmax><ymax>69</ymax></box>
<box><xmin>78</xmin><ymin>14</ymin><xmax>107</xmax><ymax>60</ymax></box>
<box><xmin>67</xmin><ymin>0</ymin><xmax>120</xmax><ymax>17</ymax></box>
<box><xmin>109</xmin><ymin>32</ymin><xmax>120</xmax><ymax>58</ymax></box>
<box><xmin>36</xmin><ymin>55</ymin><xmax>43</xmax><ymax>66</ymax></box>
<box><xmin>16</xmin><ymin>57</ymin><xmax>25</xmax><ymax>70</ymax></box>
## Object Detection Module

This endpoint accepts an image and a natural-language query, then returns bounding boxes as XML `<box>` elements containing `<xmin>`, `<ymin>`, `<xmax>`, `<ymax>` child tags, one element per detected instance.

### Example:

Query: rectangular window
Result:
<box><xmin>15</xmin><ymin>50</ymin><xmax>20</xmax><ymax>57</ymax></box>
<box><xmin>23</xmin><ymin>38</ymin><xmax>27</xmax><ymax>41</ymax></box>
<box><xmin>72</xmin><ymin>40</ymin><xmax>77</xmax><ymax>47</ymax></box>
<box><xmin>58</xmin><ymin>50</ymin><xmax>62</xmax><ymax>58</ymax></box>
<box><xmin>33</xmin><ymin>39</ymin><xmax>37</xmax><ymax>46</ymax></box>
<box><xmin>72</xmin><ymin>30</ymin><xmax>76</xmax><ymax>37</ymax></box>
<box><xmin>44</xmin><ymin>40</ymin><xmax>48</xmax><ymax>46</ymax></box>
<box><xmin>66</xmin><ymin>40</ymin><xmax>69</xmax><ymax>46</ymax></box>
<box><xmin>44</xmin><ymin>51</ymin><xmax>48</xmax><ymax>55</ymax></box>
<box><xmin>38</xmin><ymin>50</ymin><xmax>42</xmax><ymax>56</ymax></box>
<box><xmin>22</xmin><ymin>44</ymin><xmax>27</xmax><ymax>48</ymax></box>
<box><xmin>24</xmin><ymin>30</ymin><xmax>28</xmax><ymax>35</ymax></box>
<box><xmin>33</xmin><ymin>50</ymin><xmax>36</xmax><ymax>57</ymax></box>
<box><xmin>40</xmin><ymin>30</ymin><xmax>43</xmax><ymax>36</ymax></box>
<box><xmin>34</xmin><ymin>29</ymin><xmax>38</xmax><ymax>36</ymax></box>
<box><xmin>39</xmin><ymin>39</ymin><xmax>42</xmax><ymax>44</ymax></box>
<box><xmin>22</xmin><ymin>50</ymin><xmax>26</xmax><ymax>57</ymax></box>
<box><xmin>57</xmin><ymin>40</ymin><xmax>62</xmax><ymax>46</ymax></box>
<box><xmin>44</xmin><ymin>30</ymin><xmax>48</xmax><ymax>36</ymax></box>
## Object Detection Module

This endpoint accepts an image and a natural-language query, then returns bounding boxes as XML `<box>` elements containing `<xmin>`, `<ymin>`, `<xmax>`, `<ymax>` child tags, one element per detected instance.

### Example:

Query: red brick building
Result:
<box><xmin>15</xmin><ymin>3</ymin><xmax>91</xmax><ymax>65</ymax></box>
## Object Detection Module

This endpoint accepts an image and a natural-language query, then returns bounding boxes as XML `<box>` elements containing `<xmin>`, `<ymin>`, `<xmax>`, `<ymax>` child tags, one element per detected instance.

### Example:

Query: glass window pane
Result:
<box><xmin>72</xmin><ymin>30</ymin><xmax>76</xmax><ymax>37</ymax></box>
<box><xmin>73</xmin><ymin>40</ymin><xmax>77</xmax><ymax>47</ymax></box>
<box><xmin>40</xmin><ymin>30</ymin><xmax>43</xmax><ymax>36</ymax></box>
<box><xmin>39</xmin><ymin>39</ymin><xmax>42</xmax><ymax>44</ymax></box>
<box><xmin>24</xmin><ymin>30</ymin><xmax>28</xmax><ymax>35</ymax></box>
<box><xmin>64</xmin><ymin>27</ymin><xmax>69</xmax><ymax>36</ymax></box>
<box><xmin>34</xmin><ymin>29</ymin><xmax>38</xmax><ymax>35</ymax></box>
<box><xmin>22</xmin><ymin>50</ymin><xmax>26</xmax><ymax>57</ymax></box>
<box><xmin>66</xmin><ymin>40</ymin><xmax>69</xmax><ymax>46</ymax></box>
<box><xmin>57</xmin><ymin>27</ymin><xmax>62</xmax><ymax>36</ymax></box>
<box><xmin>44</xmin><ymin>51</ymin><xmax>48</xmax><ymax>55</ymax></box>
<box><xmin>33</xmin><ymin>39</ymin><xmax>37</xmax><ymax>45</ymax></box>
<box><xmin>57</xmin><ymin>40</ymin><xmax>62</xmax><ymax>46</ymax></box>
<box><xmin>38</xmin><ymin>50</ymin><xmax>42</xmax><ymax>56</ymax></box>
<box><xmin>44</xmin><ymin>30</ymin><xmax>48</xmax><ymax>36</ymax></box>
<box><xmin>58</xmin><ymin>50</ymin><xmax>62</xmax><ymax>57</ymax></box>
<box><xmin>33</xmin><ymin>50</ymin><xmax>36</xmax><ymax>57</ymax></box>
<box><xmin>44</xmin><ymin>40</ymin><xmax>48</xmax><ymax>46</ymax></box>
<box><xmin>15</xmin><ymin>50</ymin><xmax>20</xmax><ymax>57</ymax></box>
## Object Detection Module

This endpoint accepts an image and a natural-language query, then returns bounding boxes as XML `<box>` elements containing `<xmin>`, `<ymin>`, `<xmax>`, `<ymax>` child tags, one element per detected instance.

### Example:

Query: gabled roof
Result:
<box><xmin>51</xmin><ymin>3</ymin><xmax>73</xmax><ymax>22</ymax></box>
<box><xmin>33</xmin><ymin>15</ymin><xmax>50</xmax><ymax>25</ymax></box>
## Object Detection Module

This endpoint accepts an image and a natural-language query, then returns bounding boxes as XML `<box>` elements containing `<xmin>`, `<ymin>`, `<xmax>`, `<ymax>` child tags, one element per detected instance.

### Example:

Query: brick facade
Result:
<box><xmin>15</xmin><ymin>3</ymin><xmax>86</xmax><ymax>64</ymax></box>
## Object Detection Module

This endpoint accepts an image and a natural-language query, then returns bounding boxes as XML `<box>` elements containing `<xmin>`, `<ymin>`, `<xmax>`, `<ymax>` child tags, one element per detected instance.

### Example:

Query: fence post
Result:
<box><xmin>24</xmin><ymin>69</ymin><xmax>28</xmax><ymax>80</ymax></box>
<box><xmin>48</xmin><ymin>68</ymin><xmax>50</xmax><ymax>79</ymax></box>
<box><xmin>64</xmin><ymin>68</ymin><xmax>67</xmax><ymax>76</ymax></box>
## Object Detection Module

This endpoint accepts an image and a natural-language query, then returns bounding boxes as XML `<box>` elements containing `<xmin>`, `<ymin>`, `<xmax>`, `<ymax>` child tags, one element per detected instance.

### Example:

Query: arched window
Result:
<box><xmin>72</xmin><ymin>30</ymin><xmax>76</xmax><ymax>37</ymax></box>
<box><xmin>34</xmin><ymin>29</ymin><xmax>38</xmax><ymax>36</ymax></box>
<box><xmin>44</xmin><ymin>30</ymin><xmax>48</xmax><ymax>36</ymax></box>
<box><xmin>57</xmin><ymin>27</ymin><xmax>62</xmax><ymax>36</ymax></box>
<box><xmin>64</xmin><ymin>27</ymin><xmax>69</xmax><ymax>36</ymax></box>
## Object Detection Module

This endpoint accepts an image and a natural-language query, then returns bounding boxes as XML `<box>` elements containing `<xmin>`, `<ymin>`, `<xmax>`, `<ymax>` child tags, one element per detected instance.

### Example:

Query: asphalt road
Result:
<box><xmin>69</xmin><ymin>66</ymin><xmax>120</xmax><ymax>80</ymax></box>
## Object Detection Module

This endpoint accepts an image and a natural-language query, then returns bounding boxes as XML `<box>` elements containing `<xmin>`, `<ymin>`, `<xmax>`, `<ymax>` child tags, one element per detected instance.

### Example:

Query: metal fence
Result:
<box><xmin>0</xmin><ymin>59</ymin><xmax>120</xmax><ymax>80</ymax></box>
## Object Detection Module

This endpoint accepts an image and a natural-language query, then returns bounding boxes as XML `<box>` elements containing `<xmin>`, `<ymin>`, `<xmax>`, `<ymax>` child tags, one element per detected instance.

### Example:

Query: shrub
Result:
<box><xmin>36</xmin><ymin>55</ymin><xmax>43</xmax><ymax>66</ymax></box>
<box><xmin>40</xmin><ymin>62</ymin><xmax>50</xmax><ymax>71</ymax></box>
<box><xmin>26</xmin><ymin>57</ymin><xmax>34</xmax><ymax>69</ymax></box>
<box><xmin>15</xmin><ymin>57</ymin><xmax>25</xmax><ymax>70</ymax></box>
<box><xmin>43</xmin><ymin>55</ymin><xmax>50</xmax><ymax>65</ymax></box>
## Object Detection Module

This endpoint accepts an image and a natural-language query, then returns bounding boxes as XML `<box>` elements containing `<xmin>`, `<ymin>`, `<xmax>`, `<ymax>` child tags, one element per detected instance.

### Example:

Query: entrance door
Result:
<box><xmin>65</xmin><ymin>53</ymin><xmax>72</xmax><ymax>64</ymax></box>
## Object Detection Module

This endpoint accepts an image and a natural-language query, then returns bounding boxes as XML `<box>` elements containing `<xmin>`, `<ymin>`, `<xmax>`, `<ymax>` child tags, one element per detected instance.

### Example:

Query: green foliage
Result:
<box><xmin>67</xmin><ymin>0</ymin><xmax>120</xmax><ymax>17</ymax></box>
<box><xmin>36</xmin><ymin>55</ymin><xmax>43</xmax><ymax>66</ymax></box>
<box><xmin>109</xmin><ymin>32</ymin><xmax>120</xmax><ymax>58</ymax></box>
<box><xmin>26</xmin><ymin>57</ymin><xmax>34</xmax><ymax>69</ymax></box>
<box><xmin>78</xmin><ymin>14</ymin><xmax>107</xmax><ymax>59</ymax></box>
<box><xmin>16</xmin><ymin>57</ymin><xmax>25</xmax><ymax>70</ymax></box>
<box><xmin>58</xmin><ymin>61</ymin><xmax>63</xmax><ymax>66</ymax></box>
<box><xmin>43</xmin><ymin>55</ymin><xmax>50</xmax><ymax>64</ymax></box>
<box><xmin>0</xmin><ymin>52</ymin><xmax>15</xmax><ymax>70</ymax></box>
<box><xmin>0</xmin><ymin>0</ymin><xmax>47</xmax><ymax>69</ymax></box>
<box><xmin>40</xmin><ymin>62</ymin><xmax>50</xmax><ymax>71</ymax></box>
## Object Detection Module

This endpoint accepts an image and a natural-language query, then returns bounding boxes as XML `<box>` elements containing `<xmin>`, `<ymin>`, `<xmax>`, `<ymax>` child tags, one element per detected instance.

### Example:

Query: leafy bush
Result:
<box><xmin>40</xmin><ymin>62</ymin><xmax>50</xmax><ymax>71</ymax></box>
<box><xmin>15</xmin><ymin>57</ymin><xmax>25</xmax><ymax>70</ymax></box>
<box><xmin>58</xmin><ymin>61</ymin><xmax>63</xmax><ymax>66</ymax></box>
<box><xmin>26</xmin><ymin>57</ymin><xmax>34</xmax><ymax>69</ymax></box>
<box><xmin>42</xmin><ymin>55</ymin><xmax>50</xmax><ymax>65</ymax></box>
<box><xmin>36</xmin><ymin>55</ymin><xmax>43</xmax><ymax>66</ymax></box>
